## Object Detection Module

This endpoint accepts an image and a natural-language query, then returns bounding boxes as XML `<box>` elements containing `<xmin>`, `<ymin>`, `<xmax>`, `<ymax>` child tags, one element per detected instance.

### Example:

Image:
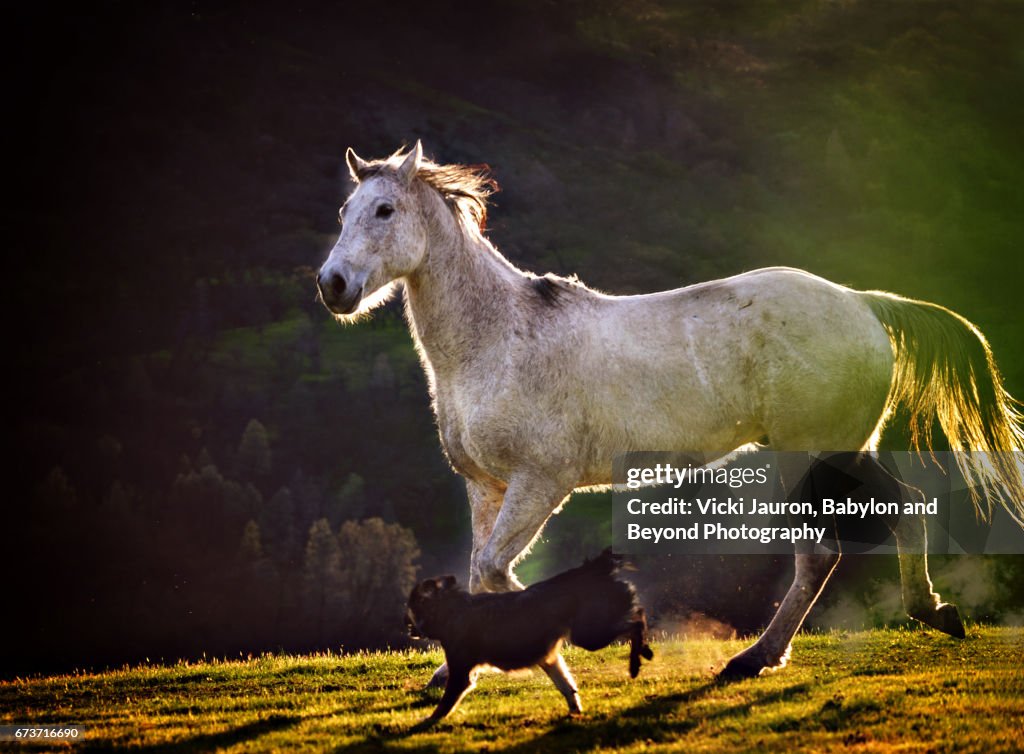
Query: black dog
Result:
<box><xmin>406</xmin><ymin>549</ymin><xmax>653</xmax><ymax>723</ymax></box>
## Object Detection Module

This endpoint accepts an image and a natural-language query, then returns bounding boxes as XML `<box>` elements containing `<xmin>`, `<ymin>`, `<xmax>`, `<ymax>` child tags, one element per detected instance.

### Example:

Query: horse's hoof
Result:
<box><xmin>912</xmin><ymin>602</ymin><xmax>965</xmax><ymax>639</ymax></box>
<box><xmin>718</xmin><ymin>654</ymin><xmax>764</xmax><ymax>681</ymax></box>
<box><xmin>426</xmin><ymin>664</ymin><xmax>449</xmax><ymax>689</ymax></box>
<box><xmin>933</xmin><ymin>603</ymin><xmax>966</xmax><ymax>639</ymax></box>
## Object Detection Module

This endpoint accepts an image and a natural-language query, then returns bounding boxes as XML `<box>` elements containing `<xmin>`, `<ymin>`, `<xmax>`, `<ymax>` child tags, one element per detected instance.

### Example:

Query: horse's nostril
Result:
<box><xmin>319</xmin><ymin>271</ymin><xmax>346</xmax><ymax>298</ymax></box>
<box><xmin>330</xmin><ymin>273</ymin><xmax>347</xmax><ymax>296</ymax></box>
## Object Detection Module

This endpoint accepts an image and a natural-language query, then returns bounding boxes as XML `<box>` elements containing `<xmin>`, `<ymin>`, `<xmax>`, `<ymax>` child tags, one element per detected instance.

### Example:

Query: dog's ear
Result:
<box><xmin>440</xmin><ymin>575</ymin><xmax>457</xmax><ymax>591</ymax></box>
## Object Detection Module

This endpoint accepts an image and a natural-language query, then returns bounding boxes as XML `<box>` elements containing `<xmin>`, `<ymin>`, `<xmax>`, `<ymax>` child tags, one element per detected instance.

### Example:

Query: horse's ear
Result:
<box><xmin>346</xmin><ymin>147</ymin><xmax>370</xmax><ymax>182</ymax></box>
<box><xmin>396</xmin><ymin>140</ymin><xmax>422</xmax><ymax>186</ymax></box>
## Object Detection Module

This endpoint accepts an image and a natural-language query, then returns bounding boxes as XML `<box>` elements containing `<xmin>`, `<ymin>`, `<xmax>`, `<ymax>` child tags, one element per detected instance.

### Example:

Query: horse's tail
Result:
<box><xmin>862</xmin><ymin>291</ymin><xmax>1024</xmax><ymax>523</ymax></box>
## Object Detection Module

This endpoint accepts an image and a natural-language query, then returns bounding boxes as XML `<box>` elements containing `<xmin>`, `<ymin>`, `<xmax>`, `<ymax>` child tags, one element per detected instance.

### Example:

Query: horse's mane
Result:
<box><xmin>353</xmin><ymin>149</ymin><xmax>499</xmax><ymax>230</ymax></box>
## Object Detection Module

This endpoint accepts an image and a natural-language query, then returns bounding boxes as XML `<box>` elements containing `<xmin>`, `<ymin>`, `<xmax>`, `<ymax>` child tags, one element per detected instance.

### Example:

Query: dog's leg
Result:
<box><xmin>540</xmin><ymin>654</ymin><xmax>583</xmax><ymax>715</ymax></box>
<box><xmin>426</xmin><ymin>664</ymin><xmax>475</xmax><ymax>724</ymax></box>
<box><xmin>628</xmin><ymin>608</ymin><xmax>654</xmax><ymax>678</ymax></box>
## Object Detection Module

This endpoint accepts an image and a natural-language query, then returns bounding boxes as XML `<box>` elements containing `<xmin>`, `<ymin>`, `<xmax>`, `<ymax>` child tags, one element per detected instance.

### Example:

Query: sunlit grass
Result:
<box><xmin>2</xmin><ymin>627</ymin><xmax>1021</xmax><ymax>752</ymax></box>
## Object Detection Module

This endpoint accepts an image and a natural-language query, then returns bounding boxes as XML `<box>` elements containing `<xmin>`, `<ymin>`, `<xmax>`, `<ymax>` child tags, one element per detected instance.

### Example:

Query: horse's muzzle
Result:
<box><xmin>317</xmin><ymin>270</ymin><xmax>363</xmax><ymax>315</ymax></box>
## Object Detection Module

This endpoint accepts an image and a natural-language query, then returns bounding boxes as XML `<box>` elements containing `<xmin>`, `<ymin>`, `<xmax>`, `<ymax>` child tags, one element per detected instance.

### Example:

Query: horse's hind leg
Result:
<box><xmin>892</xmin><ymin>511</ymin><xmax>965</xmax><ymax>638</ymax></box>
<box><xmin>857</xmin><ymin>457</ymin><xmax>965</xmax><ymax>638</ymax></box>
<box><xmin>721</xmin><ymin>452</ymin><xmax>842</xmax><ymax>679</ymax></box>
<box><xmin>719</xmin><ymin>549</ymin><xmax>840</xmax><ymax>679</ymax></box>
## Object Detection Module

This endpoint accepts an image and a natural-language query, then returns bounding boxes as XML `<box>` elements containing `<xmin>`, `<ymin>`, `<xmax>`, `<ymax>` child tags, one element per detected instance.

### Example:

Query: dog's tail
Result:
<box><xmin>569</xmin><ymin>550</ymin><xmax>654</xmax><ymax>677</ymax></box>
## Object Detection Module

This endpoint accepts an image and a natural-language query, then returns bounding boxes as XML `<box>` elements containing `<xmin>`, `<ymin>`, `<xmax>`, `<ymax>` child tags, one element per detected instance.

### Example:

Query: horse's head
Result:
<box><xmin>317</xmin><ymin>142</ymin><xmax>428</xmax><ymax>317</ymax></box>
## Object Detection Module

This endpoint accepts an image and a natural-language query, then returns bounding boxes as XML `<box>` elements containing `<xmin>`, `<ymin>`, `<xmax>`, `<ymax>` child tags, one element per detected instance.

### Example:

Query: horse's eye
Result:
<box><xmin>376</xmin><ymin>204</ymin><xmax>395</xmax><ymax>219</ymax></box>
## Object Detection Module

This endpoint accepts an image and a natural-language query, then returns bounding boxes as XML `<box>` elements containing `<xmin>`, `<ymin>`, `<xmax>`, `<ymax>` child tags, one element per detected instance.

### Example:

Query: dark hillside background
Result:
<box><xmin>6</xmin><ymin>1</ymin><xmax>1023</xmax><ymax>676</ymax></box>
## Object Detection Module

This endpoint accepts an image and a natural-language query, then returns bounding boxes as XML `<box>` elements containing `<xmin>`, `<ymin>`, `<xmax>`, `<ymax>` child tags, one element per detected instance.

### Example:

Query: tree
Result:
<box><xmin>231</xmin><ymin>519</ymin><xmax>282</xmax><ymax>650</ymax></box>
<box><xmin>167</xmin><ymin>463</ymin><xmax>261</xmax><ymax>554</ymax></box>
<box><xmin>98</xmin><ymin>480</ymin><xmax>139</xmax><ymax>546</ymax></box>
<box><xmin>195</xmin><ymin>447</ymin><xmax>214</xmax><ymax>469</ymax></box>
<box><xmin>328</xmin><ymin>473</ymin><xmax>366</xmax><ymax>525</ymax></box>
<box><xmin>259</xmin><ymin>487</ymin><xmax>296</xmax><ymax>565</ymax></box>
<box><xmin>236</xmin><ymin>419</ymin><xmax>271</xmax><ymax>481</ymax></box>
<box><xmin>290</xmin><ymin>469</ymin><xmax>325</xmax><ymax>541</ymax></box>
<box><xmin>238</xmin><ymin>519</ymin><xmax>263</xmax><ymax>562</ymax></box>
<box><xmin>370</xmin><ymin>353</ymin><xmax>396</xmax><ymax>392</ymax></box>
<box><xmin>302</xmin><ymin>518</ymin><xmax>344</xmax><ymax>646</ymax></box>
<box><xmin>336</xmin><ymin>517</ymin><xmax>420</xmax><ymax>646</ymax></box>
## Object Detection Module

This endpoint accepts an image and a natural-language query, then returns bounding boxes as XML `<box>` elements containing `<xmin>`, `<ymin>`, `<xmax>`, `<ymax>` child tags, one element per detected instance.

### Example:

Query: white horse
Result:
<box><xmin>317</xmin><ymin>142</ymin><xmax>1024</xmax><ymax>680</ymax></box>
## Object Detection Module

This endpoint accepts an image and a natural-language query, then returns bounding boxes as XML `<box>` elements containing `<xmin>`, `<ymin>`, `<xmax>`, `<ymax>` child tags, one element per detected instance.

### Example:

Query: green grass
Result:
<box><xmin>3</xmin><ymin>627</ymin><xmax>1022</xmax><ymax>752</ymax></box>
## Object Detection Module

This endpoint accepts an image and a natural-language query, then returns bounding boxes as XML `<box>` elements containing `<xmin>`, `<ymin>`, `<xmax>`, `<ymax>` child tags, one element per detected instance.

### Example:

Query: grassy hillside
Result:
<box><xmin>3</xmin><ymin>626</ymin><xmax>1022</xmax><ymax>752</ymax></box>
<box><xmin>10</xmin><ymin>2</ymin><xmax>1024</xmax><ymax>674</ymax></box>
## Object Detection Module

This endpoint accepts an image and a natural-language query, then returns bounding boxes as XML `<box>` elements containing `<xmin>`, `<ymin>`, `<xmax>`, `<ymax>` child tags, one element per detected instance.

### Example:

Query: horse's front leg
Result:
<box><xmin>427</xmin><ymin>478</ymin><xmax>506</xmax><ymax>689</ymax></box>
<box><xmin>467</xmin><ymin>479</ymin><xmax>508</xmax><ymax>593</ymax></box>
<box><xmin>474</xmin><ymin>472</ymin><xmax>574</xmax><ymax>593</ymax></box>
